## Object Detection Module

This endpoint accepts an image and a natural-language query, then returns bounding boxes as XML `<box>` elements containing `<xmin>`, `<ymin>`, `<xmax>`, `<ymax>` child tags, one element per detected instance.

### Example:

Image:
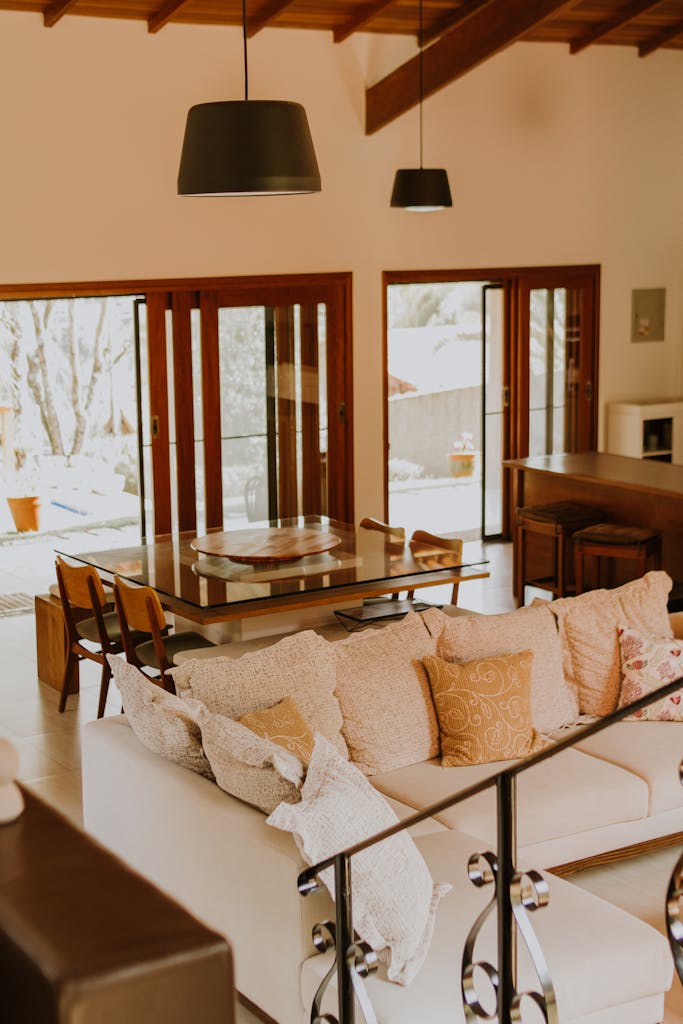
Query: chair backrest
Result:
<box><xmin>113</xmin><ymin>576</ymin><xmax>166</xmax><ymax>635</ymax></box>
<box><xmin>409</xmin><ymin>529</ymin><xmax>463</xmax><ymax>561</ymax></box>
<box><xmin>359</xmin><ymin>517</ymin><xmax>406</xmax><ymax>542</ymax></box>
<box><xmin>55</xmin><ymin>556</ymin><xmax>108</xmax><ymax>611</ymax></box>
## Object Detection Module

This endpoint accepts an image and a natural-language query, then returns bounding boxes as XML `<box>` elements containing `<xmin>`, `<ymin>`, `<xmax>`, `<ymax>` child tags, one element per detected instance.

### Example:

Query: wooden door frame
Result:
<box><xmin>0</xmin><ymin>272</ymin><xmax>354</xmax><ymax>530</ymax></box>
<box><xmin>383</xmin><ymin>264</ymin><xmax>600</xmax><ymax>534</ymax></box>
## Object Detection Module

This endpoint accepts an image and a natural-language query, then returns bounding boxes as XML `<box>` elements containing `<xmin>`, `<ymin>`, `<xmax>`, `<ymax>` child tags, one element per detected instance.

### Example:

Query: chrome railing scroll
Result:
<box><xmin>299</xmin><ymin>673</ymin><xmax>683</xmax><ymax>1024</ymax></box>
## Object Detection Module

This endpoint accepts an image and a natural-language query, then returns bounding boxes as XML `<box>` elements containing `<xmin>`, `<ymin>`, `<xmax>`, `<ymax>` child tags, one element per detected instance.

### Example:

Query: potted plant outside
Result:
<box><xmin>447</xmin><ymin>433</ymin><xmax>477</xmax><ymax>478</ymax></box>
<box><xmin>2</xmin><ymin>453</ymin><xmax>42</xmax><ymax>532</ymax></box>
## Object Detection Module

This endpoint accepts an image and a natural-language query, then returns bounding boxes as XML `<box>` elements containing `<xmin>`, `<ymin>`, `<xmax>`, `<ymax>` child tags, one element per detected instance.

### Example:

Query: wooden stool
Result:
<box><xmin>515</xmin><ymin>501</ymin><xmax>600</xmax><ymax>606</ymax></box>
<box><xmin>573</xmin><ymin>523</ymin><xmax>662</xmax><ymax>595</ymax></box>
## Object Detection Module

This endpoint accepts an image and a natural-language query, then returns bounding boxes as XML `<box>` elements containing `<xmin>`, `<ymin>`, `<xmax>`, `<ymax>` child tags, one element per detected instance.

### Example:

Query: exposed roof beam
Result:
<box><xmin>43</xmin><ymin>0</ymin><xmax>78</xmax><ymax>27</ymax></box>
<box><xmin>148</xmin><ymin>0</ymin><xmax>192</xmax><ymax>33</ymax></box>
<box><xmin>638</xmin><ymin>17</ymin><xmax>683</xmax><ymax>55</ymax></box>
<box><xmin>247</xmin><ymin>0</ymin><xmax>295</xmax><ymax>37</ymax></box>
<box><xmin>334</xmin><ymin>0</ymin><xmax>396</xmax><ymax>44</ymax></box>
<box><xmin>570</xmin><ymin>0</ymin><xmax>666</xmax><ymax>54</ymax></box>
<box><xmin>422</xmin><ymin>0</ymin><xmax>495</xmax><ymax>47</ymax></box>
<box><xmin>366</xmin><ymin>0</ymin><xmax>578</xmax><ymax>135</ymax></box>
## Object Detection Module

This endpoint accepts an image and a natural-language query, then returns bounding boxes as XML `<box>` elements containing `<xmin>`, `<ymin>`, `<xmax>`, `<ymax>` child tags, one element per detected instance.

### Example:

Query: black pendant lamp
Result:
<box><xmin>178</xmin><ymin>0</ymin><xmax>321</xmax><ymax>196</ymax></box>
<box><xmin>390</xmin><ymin>0</ymin><xmax>451</xmax><ymax>212</ymax></box>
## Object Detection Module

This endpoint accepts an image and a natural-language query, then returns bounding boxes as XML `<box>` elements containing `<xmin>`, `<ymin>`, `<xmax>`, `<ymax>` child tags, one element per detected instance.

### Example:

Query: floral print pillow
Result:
<box><xmin>617</xmin><ymin>627</ymin><xmax>683</xmax><ymax>721</ymax></box>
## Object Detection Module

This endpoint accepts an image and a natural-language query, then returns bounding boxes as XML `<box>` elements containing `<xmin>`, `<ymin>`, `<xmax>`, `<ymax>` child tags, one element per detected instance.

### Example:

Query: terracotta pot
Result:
<box><xmin>447</xmin><ymin>452</ymin><xmax>476</xmax><ymax>478</ymax></box>
<box><xmin>7</xmin><ymin>496</ymin><xmax>41</xmax><ymax>532</ymax></box>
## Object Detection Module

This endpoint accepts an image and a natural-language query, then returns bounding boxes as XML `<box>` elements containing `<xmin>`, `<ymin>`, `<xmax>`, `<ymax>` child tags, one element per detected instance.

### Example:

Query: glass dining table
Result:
<box><xmin>56</xmin><ymin>516</ymin><xmax>490</xmax><ymax>626</ymax></box>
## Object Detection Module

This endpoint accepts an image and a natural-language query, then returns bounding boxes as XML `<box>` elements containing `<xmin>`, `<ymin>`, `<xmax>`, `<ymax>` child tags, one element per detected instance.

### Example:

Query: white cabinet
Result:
<box><xmin>607</xmin><ymin>399</ymin><xmax>683</xmax><ymax>465</ymax></box>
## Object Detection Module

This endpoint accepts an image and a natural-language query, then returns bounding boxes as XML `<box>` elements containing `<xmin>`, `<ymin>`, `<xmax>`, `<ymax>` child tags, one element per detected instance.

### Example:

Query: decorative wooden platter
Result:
<box><xmin>191</xmin><ymin>527</ymin><xmax>342</xmax><ymax>564</ymax></box>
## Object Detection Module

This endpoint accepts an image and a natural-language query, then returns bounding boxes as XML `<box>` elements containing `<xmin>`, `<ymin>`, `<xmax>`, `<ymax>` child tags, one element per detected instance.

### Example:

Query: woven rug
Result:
<box><xmin>0</xmin><ymin>593</ymin><xmax>33</xmax><ymax>617</ymax></box>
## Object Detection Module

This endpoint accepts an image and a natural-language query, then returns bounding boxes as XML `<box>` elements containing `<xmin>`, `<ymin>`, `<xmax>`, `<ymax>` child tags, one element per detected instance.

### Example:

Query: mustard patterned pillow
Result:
<box><xmin>424</xmin><ymin>650</ymin><xmax>544</xmax><ymax>767</ymax></box>
<box><xmin>239</xmin><ymin>696</ymin><xmax>315</xmax><ymax>765</ymax></box>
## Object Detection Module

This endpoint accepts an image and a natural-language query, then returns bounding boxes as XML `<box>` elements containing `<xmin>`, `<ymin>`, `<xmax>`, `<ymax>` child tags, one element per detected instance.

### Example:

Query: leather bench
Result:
<box><xmin>0</xmin><ymin>787</ymin><xmax>236</xmax><ymax>1023</ymax></box>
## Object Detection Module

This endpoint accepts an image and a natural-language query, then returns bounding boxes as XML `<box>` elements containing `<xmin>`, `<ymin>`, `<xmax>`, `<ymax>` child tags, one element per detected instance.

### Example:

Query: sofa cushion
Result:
<box><xmin>545</xmin><ymin>571</ymin><xmax>672</xmax><ymax>717</ymax></box>
<box><xmin>190</xmin><ymin>702</ymin><xmax>304</xmax><ymax>814</ymax></box>
<box><xmin>108</xmin><ymin>656</ymin><xmax>214</xmax><ymax>779</ymax></box>
<box><xmin>574</xmin><ymin>722</ymin><xmax>683</xmax><ymax>816</ymax></box>
<box><xmin>424</xmin><ymin>651</ymin><xmax>544</xmax><ymax>766</ymax></box>
<box><xmin>238</xmin><ymin>696</ymin><xmax>315</xmax><ymax>764</ymax></box>
<box><xmin>422</xmin><ymin>603</ymin><xmax>577</xmax><ymax>733</ymax></box>
<box><xmin>617</xmin><ymin>628</ymin><xmax>683</xmax><ymax>721</ymax></box>
<box><xmin>267</xmin><ymin>735</ymin><xmax>450</xmax><ymax>986</ymax></box>
<box><xmin>370</xmin><ymin>748</ymin><xmax>649</xmax><ymax>853</ymax></box>
<box><xmin>332</xmin><ymin>612</ymin><xmax>439</xmax><ymax>775</ymax></box>
<box><xmin>171</xmin><ymin>630</ymin><xmax>347</xmax><ymax>756</ymax></box>
<box><xmin>300</xmin><ymin>827</ymin><xmax>672</xmax><ymax>1023</ymax></box>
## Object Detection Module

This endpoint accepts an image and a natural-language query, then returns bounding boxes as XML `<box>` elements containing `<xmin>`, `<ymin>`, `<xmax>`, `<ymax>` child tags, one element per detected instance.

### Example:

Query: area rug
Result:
<box><xmin>0</xmin><ymin>593</ymin><xmax>33</xmax><ymax>617</ymax></box>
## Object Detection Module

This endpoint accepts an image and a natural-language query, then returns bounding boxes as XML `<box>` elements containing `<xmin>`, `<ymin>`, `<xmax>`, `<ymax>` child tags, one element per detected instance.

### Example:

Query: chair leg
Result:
<box><xmin>574</xmin><ymin>547</ymin><xmax>585</xmax><ymax>596</ymax></box>
<box><xmin>450</xmin><ymin>581</ymin><xmax>460</xmax><ymax>605</ymax></box>
<box><xmin>515</xmin><ymin>522</ymin><xmax>526</xmax><ymax>607</ymax></box>
<box><xmin>97</xmin><ymin>658</ymin><xmax>112</xmax><ymax>720</ymax></box>
<box><xmin>58</xmin><ymin>651</ymin><xmax>78</xmax><ymax>713</ymax></box>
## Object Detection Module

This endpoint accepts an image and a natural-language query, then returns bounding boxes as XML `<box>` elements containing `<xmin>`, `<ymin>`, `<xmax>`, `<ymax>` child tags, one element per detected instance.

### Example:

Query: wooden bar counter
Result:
<box><xmin>504</xmin><ymin>453</ymin><xmax>683</xmax><ymax>584</ymax></box>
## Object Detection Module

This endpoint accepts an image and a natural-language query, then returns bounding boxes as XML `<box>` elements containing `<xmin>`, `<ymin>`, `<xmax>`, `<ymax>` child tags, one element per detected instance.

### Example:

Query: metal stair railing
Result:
<box><xmin>297</xmin><ymin>672</ymin><xmax>683</xmax><ymax>1024</ymax></box>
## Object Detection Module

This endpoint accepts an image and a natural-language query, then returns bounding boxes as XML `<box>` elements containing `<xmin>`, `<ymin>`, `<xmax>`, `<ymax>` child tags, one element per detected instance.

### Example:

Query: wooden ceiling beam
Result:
<box><xmin>148</xmin><ymin>0</ymin><xmax>192</xmax><ymax>33</ymax></box>
<box><xmin>247</xmin><ymin>0</ymin><xmax>296</xmax><ymax>37</ymax></box>
<box><xmin>366</xmin><ymin>0</ymin><xmax>578</xmax><ymax>134</ymax></box>
<box><xmin>422</xmin><ymin>0</ymin><xmax>495</xmax><ymax>47</ymax></box>
<box><xmin>334</xmin><ymin>0</ymin><xmax>396</xmax><ymax>44</ymax></box>
<box><xmin>570</xmin><ymin>0</ymin><xmax>666</xmax><ymax>54</ymax></box>
<box><xmin>43</xmin><ymin>0</ymin><xmax>78</xmax><ymax>27</ymax></box>
<box><xmin>638</xmin><ymin>17</ymin><xmax>683</xmax><ymax>56</ymax></box>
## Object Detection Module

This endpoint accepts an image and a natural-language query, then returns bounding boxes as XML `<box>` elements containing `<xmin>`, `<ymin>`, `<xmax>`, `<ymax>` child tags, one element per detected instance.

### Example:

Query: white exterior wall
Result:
<box><xmin>1</xmin><ymin>12</ymin><xmax>682</xmax><ymax>517</ymax></box>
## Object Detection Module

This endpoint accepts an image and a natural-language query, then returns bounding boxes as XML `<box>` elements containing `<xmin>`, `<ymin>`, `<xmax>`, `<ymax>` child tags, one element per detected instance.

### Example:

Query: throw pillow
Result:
<box><xmin>171</xmin><ymin>630</ymin><xmax>347</xmax><ymax>757</ymax></box>
<box><xmin>332</xmin><ymin>612</ymin><xmax>439</xmax><ymax>775</ymax></box>
<box><xmin>266</xmin><ymin>734</ymin><xmax>451</xmax><ymax>985</ymax></box>
<box><xmin>108</xmin><ymin>655</ymin><xmax>214</xmax><ymax>780</ymax></box>
<box><xmin>422</xmin><ymin>603</ymin><xmax>577</xmax><ymax>732</ymax></box>
<box><xmin>238</xmin><ymin>696</ymin><xmax>315</xmax><ymax>765</ymax></box>
<box><xmin>618</xmin><ymin>627</ymin><xmax>683</xmax><ymax>721</ymax></box>
<box><xmin>545</xmin><ymin>571</ymin><xmax>673</xmax><ymax>716</ymax></box>
<box><xmin>189</xmin><ymin>701</ymin><xmax>304</xmax><ymax>814</ymax></box>
<box><xmin>423</xmin><ymin>650</ymin><xmax>545</xmax><ymax>767</ymax></box>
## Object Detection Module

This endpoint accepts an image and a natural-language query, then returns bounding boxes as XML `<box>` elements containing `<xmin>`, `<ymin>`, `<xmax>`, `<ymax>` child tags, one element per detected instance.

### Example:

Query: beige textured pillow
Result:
<box><xmin>546</xmin><ymin>571</ymin><xmax>673</xmax><ymax>716</ymax></box>
<box><xmin>332</xmin><ymin>612</ymin><xmax>439</xmax><ymax>775</ymax></box>
<box><xmin>190</xmin><ymin>702</ymin><xmax>304</xmax><ymax>814</ymax></box>
<box><xmin>172</xmin><ymin>630</ymin><xmax>347</xmax><ymax>757</ymax></box>
<box><xmin>108</xmin><ymin>656</ymin><xmax>214</xmax><ymax>779</ymax></box>
<box><xmin>424</xmin><ymin>650</ymin><xmax>544</xmax><ymax>767</ymax></box>
<box><xmin>422</xmin><ymin>603</ymin><xmax>577</xmax><ymax>733</ymax></box>
<box><xmin>239</xmin><ymin>696</ymin><xmax>315</xmax><ymax>765</ymax></box>
<box><xmin>267</xmin><ymin>735</ymin><xmax>451</xmax><ymax>985</ymax></box>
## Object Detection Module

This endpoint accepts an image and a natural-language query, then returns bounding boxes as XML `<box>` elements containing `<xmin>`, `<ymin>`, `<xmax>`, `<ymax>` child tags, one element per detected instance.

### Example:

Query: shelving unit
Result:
<box><xmin>607</xmin><ymin>399</ymin><xmax>683</xmax><ymax>465</ymax></box>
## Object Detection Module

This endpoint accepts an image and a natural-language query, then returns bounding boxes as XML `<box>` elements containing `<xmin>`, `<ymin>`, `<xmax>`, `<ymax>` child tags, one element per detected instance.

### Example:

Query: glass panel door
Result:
<box><xmin>386</xmin><ymin>280</ymin><xmax>496</xmax><ymax>541</ymax></box>
<box><xmin>527</xmin><ymin>283</ymin><xmax>591</xmax><ymax>456</ymax></box>
<box><xmin>482</xmin><ymin>284</ymin><xmax>504</xmax><ymax>538</ymax></box>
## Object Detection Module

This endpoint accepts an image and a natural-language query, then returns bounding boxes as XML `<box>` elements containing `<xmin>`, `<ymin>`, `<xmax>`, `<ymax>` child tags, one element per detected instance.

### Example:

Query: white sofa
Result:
<box><xmin>82</xmin><ymin>589</ymin><xmax>683</xmax><ymax>1024</ymax></box>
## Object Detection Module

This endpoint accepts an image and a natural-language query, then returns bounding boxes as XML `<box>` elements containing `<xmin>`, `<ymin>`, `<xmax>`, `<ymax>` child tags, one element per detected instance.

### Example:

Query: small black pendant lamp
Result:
<box><xmin>178</xmin><ymin>0</ymin><xmax>321</xmax><ymax>196</ymax></box>
<box><xmin>390</xmin><ymin>0</ymin><xmax>452</xmax><ymax>212</ymax></box>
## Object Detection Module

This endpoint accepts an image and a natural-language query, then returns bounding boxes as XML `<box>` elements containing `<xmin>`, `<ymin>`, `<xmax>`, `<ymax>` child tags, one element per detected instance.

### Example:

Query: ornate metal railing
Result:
<box><xmin>298</xmin><ymin>673</ymin><xmax>683</xmax><ymax>1024</ymax></box>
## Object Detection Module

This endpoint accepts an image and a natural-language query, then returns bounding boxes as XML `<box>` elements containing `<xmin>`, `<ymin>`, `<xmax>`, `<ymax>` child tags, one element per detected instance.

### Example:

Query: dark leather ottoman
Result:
<box><xmin>0</xmin><ymin>788</ymin><xmax>235</xmax><ymax>1023</ymax></box>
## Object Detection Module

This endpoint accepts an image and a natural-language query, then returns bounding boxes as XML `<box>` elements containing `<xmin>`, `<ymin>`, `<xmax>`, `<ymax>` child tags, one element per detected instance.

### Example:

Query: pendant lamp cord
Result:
<box><xmin>418</xmin><ymin>0</ymin><xmax>423</xmax><ymax>168</ymax></box>
<box><xmin>242</xmin><ymin>0</ymin><xmax>249</xmax><ymax>101</ymax></box>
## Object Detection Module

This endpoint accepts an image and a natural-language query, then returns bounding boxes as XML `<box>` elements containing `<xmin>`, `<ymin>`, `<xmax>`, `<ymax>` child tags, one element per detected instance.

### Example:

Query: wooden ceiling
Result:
<box><xmin>6</xmin><ymin>0</ymin><xmax>683</xmax><ymax>131</ymax></box>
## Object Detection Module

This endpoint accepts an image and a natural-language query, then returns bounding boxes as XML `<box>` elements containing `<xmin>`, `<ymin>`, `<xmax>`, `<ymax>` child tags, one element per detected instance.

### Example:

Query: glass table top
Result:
<box><xmin>57</xmin><ymin>516</ymin><xmax>489</xmax><ymax>611</ymax></box>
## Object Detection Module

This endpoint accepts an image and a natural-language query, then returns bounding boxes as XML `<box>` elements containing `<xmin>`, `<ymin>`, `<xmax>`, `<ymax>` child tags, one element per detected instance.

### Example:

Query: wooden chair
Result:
<box><xmin>113</xmin><ymin>577</ymin><xmax>215</xmax><ymax>692</ymax></box>
<box><xmin>407</xmin><ymin>530</ymin><xmax>464</xmax><ymax>605</ymax></box>
<box><xmin>359</xmin><ymin>517</ymin><xmax>406</xmax><ymax>601</ymax></box>
<box><xmin>55</xmin><ymin>556</ymin><xmax>125</xmax><ymax>719</ymax></box>
<box><xmin>572</xmin><ymin>523</ymin><xmax>662</xmax><ymax>595</ymax></box>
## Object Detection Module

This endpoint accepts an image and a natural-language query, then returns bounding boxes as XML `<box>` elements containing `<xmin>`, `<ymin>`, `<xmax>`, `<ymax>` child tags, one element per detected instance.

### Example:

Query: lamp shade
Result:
<box><xmin>178</xmin><ymin>100</ymin><xmax>321</xmax><ymax>196</ymax></box>
<box><xmin>390</xmin><ymin>167</ymin><xmax>452</xmax><ymax>211</ymax></box>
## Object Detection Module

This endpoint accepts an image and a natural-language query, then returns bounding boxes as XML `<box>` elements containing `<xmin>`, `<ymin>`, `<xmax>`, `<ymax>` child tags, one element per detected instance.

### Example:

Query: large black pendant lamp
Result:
<box><xmin>177</xmin><ymin>0</ymin><xmax>321</xmax><ymax>196</ymax></box>
<box><xmin>390</xmin><ymin>0</ymin><xmax>451</xmax><ymax>212</ymax></box>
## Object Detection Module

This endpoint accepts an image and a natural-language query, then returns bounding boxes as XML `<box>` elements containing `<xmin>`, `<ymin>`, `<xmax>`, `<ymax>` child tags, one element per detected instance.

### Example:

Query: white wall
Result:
<box><xmin>1</xmin><ymin>12</ymin><xmax>682</xmax><ymax>517</ymax></box>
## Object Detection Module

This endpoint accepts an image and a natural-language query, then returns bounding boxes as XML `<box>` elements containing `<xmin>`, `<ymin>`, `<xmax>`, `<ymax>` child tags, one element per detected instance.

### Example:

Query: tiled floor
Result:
<box><xmin>1</xmin><ymin>536</ymin><xmax>682</xmax><ymax>1021</ymax></box>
